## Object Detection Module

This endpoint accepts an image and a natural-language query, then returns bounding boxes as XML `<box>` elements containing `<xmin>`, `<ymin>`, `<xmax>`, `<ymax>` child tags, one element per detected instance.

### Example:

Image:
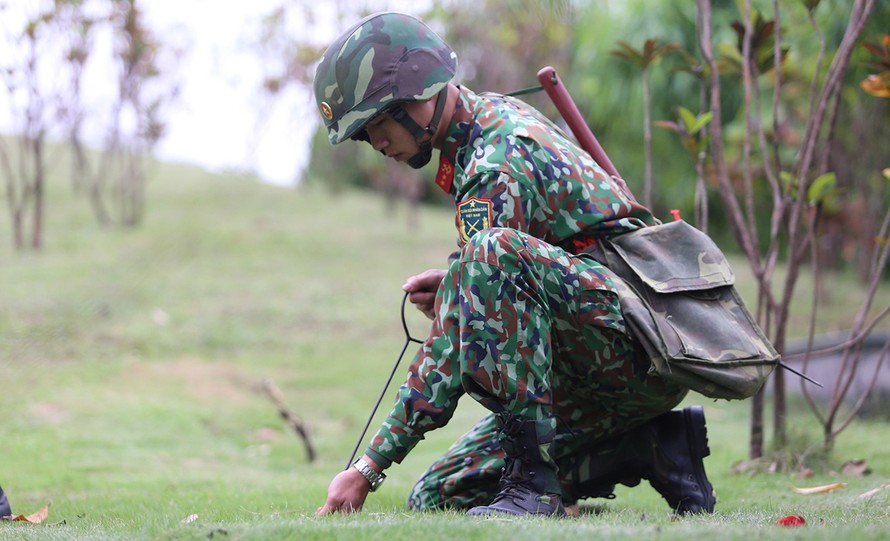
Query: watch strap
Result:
<box><xmin>352</xmin><ymin>457</ymin><xmax>386</xmax><ymax>492</ymax></box>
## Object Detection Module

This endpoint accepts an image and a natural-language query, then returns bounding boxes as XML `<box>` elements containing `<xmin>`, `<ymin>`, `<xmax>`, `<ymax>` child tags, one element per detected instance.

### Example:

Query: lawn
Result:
<box><xmin>1</xmin><ymin>159</ymin><xmax>888</xmax><ymax>540</ymax></box>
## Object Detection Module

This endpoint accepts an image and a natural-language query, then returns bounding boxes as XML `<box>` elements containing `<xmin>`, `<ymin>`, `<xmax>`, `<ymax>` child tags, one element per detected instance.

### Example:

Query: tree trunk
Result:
<box><xmin>30</xmin><ymin>135</ymin><xmax>45</xmax><ymax>249</ymax></box>
<box><xmin>642</xmin><ymin>67</ymin><xmax>652</xmax><ymax>210</ymax></box>
<box><xmin>772</xmin><ymin>369</ymin><xmax>786</xmax><ymax>449</ymax></box>
<box><xmin>750</xmin><ymin>389</ymin><xmax>764</xmax><ymax>458</ymax></box>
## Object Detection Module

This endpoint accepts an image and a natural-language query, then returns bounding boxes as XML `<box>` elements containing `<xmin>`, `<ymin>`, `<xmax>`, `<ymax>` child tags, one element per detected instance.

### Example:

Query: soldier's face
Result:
<box><xmin>364</xmin><ymin>100</ymin><xmax>434</xmax><ymax>163</ymax></box>
<box><xmin>364</xmin><ymin>113</ymin><xmax>422</xmax><ymax>163</ymax></box>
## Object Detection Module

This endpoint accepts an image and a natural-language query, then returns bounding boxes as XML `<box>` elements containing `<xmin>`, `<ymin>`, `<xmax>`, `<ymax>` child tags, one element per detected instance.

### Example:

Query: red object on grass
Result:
<box><xmin>775</xmin><ymin>515</ymin><xmax>806</xmax><ymax>527</ymax></box>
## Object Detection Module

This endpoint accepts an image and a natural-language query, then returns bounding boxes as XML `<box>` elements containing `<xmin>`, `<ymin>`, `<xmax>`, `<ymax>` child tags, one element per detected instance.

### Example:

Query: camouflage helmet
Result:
<box><xmin>313</xmin><ymin>12</ymin><xmax>458</xmax><ymax>145</ymax></box>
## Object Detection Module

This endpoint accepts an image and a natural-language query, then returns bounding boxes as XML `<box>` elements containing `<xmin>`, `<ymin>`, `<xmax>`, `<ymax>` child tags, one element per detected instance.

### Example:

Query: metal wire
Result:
<box><xmin>344</xmin><ymin>291</ymin><xmax>425</xmax><ymax>470</ymax></box>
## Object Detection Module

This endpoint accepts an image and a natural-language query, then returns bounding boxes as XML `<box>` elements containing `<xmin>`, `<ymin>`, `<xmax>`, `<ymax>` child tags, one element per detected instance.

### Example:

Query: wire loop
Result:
<box><xmin>344</xmin><ymin>291</ymin><xmax>424</xmax><ymax>470</ymax></box>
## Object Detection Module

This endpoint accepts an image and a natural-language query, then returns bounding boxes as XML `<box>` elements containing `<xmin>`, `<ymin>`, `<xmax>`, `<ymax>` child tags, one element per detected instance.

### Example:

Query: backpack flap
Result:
<box><xmin>602</xmin><ymin>221</ymin><xmax>780</xmax><ymax>400</ymax></box>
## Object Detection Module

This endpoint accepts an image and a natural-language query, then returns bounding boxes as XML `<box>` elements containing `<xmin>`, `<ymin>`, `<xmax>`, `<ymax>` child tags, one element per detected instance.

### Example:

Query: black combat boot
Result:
<box><xmin>0</xmin><ymin>485</ymin><xmax>11</xmax><ymax>517</ymax></box>
<box><xmin>568</xmin><ymin>406</ymin><xmax>716</xmax><ymax>515</ymax></box>
<box><xmin>467</xmin><ymin>414</ymin><xmax>566</xmax><ymax>517</ymax></box>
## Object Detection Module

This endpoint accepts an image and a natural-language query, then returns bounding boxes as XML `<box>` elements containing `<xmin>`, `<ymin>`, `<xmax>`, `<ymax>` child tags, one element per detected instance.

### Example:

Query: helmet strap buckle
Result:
<box><xmin>392</xmin><ymin>86</ymin><xmax>449</xmax><ymax>169</ymax></box>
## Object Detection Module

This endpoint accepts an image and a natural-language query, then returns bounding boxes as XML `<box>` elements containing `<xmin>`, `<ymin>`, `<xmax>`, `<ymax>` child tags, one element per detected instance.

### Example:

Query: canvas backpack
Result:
<box><xmin>589</xmin><ymin>220</ymin><xmax>780</xmax><ymax>400</ymax></box>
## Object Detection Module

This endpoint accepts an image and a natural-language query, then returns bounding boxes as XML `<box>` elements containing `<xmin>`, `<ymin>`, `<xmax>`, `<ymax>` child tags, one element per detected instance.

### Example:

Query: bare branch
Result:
<box><xmin>834</xmin><ymin>336</ymin><xmax>890</xmax><ymax>436</ymax></box>
<box><xmin>793</xmin><ymin>0</ymin><xmax>874</xmax><ymax>199</ymax></box>
<box><xmin>697</xmin><ymin>0</ymin><xmax>762</xmax><ymax>273</ymax></box>
<box><xmin>800</xmin><ymin>208</ymin><xmax>826</xmax><ymax>425</ymax></box>
<box><xmin>804</xmin><ymin>7</ymin><xmax>827</xmax><ymax>151</ymax></box>
<box><xmin>782</xmin><ymin>306</ymin><xmax>890</xmax><ymax>362</ymax></box>
<box><xmin>740</xmin><ymin>0</ymin><xmax>759</xmax><ymax>251</ymax></box>
<box><xmin>260</xmin><ymin>379</ymin><xmax>316</xmax><ymax>463</ymax></box>
<box><xmin>770</xmin><ymin>0</ymin><xmax>783</xmax><ymax>175</ymax></box>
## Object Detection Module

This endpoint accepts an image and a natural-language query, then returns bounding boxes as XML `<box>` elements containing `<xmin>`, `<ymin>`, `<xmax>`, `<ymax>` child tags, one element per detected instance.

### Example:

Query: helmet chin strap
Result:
<box><xmin>390</xmin><ymin>87</ymin><xmax>449</xmax><ymax>169</ymax></box>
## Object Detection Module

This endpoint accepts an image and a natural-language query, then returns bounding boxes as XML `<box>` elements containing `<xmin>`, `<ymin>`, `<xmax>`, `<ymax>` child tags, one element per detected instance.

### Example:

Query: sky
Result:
<box><xmin>0</xmin><ymin>0</ymin><xmax>429</xmax><ymax>186</ymax></box>
<box><xmin>142</xmin><ymin>0</ymin><xmax>310</xmax><ymax>185</ymax></box>
<box><xmin>119</xmin><ymin>0</ymin><xmax>319</xmax><ymax>186</ymax></box>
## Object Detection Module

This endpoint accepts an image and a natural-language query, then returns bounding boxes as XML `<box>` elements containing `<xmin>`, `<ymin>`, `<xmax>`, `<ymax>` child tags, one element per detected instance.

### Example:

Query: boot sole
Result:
<box><xmin>681</xmin><ymin>406</ymin><xmax>716</xmax><ymax>513</ymax></box>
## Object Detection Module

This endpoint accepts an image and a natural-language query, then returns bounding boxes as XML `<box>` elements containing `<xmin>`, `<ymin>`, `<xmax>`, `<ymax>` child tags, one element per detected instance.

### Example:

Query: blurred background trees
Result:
<box><xmin>295</xmin><ymin>1</ymin><xmax>888</xmax><ymax>261</ymax></box>
<box><xmin>1</xmin><ymin>0</ymin><xmax>180</xmax><ymax>250</ymax></box>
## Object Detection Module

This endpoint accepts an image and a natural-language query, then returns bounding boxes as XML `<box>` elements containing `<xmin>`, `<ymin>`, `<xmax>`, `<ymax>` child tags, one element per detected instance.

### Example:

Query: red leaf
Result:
<box><xmin>775</xmin><ymin>514</ymin><xmax>806</xmax><ymax>527</ymax></box>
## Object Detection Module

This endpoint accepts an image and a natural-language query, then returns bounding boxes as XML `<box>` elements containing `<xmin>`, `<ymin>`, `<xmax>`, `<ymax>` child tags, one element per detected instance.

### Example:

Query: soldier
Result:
<box><xmin>313</xmin><ymin>11</ymin><xmax>716</xmax><ymax>517</ymax></box>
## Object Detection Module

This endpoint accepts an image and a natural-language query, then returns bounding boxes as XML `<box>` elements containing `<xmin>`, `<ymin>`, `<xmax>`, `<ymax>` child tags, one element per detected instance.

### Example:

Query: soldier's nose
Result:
<box><xmin>367</xmin><ymin>128</ymin><xmax>388</xmax><ymax>152</ymax></box>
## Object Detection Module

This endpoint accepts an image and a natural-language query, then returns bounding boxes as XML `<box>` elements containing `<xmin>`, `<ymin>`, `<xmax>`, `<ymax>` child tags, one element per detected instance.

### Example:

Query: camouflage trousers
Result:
<box><xmin>407</xmin><ymin>228</ymin><xmax>687</xmax><ymax>509</ymax></box>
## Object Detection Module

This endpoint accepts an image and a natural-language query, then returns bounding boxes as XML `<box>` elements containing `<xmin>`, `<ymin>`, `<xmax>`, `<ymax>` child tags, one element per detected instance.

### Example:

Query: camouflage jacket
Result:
<box><xmin>366</xmin><ymin>86</ymin><xmax>658</xmax><ymax>468</ymax></box>
<box><xmin>437</xmin><ymin>86</ymin><xmax>656</xmax><ymax>251</ymax></box>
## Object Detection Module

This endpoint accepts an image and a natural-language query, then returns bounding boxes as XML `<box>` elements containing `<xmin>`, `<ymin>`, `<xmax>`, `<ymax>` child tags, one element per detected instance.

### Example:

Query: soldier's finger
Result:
<box><xmin>337</xmin><ymin>502</ymin><xmax>358</xmax><ymax>514</ymax></box>
<box><xmin>315</xmin><ymin>504</ymin><xmax>336</xmax><ymax>517</ymax></box>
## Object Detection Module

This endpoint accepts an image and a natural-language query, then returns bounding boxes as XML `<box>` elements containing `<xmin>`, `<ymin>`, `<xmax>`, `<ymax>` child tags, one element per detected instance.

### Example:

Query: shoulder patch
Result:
<box><xmin>457</xmin><ymin>197</ymin><xmax>493</xmax><ymax>243</ymax></box>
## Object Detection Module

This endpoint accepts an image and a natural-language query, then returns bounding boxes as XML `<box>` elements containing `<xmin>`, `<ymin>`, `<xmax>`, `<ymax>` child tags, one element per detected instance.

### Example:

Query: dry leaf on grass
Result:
<box><xmin>5</xmin><ymin>504</ymin><xmax>50</xmax><ymax>524</ymax></box>
<box><xmin>841</xmin><ymin>459</ymin><xmax>871</xmax><ymax>476</ymax></box>
<box><xmin>859</xmin><ymin>482</ymin><xmax>890</xmax><ymax>499</ymax></box>
<box><xmin>791</xmin><ymin>482</ymin><xmax>847</xmax><ymax>494</ymax></box>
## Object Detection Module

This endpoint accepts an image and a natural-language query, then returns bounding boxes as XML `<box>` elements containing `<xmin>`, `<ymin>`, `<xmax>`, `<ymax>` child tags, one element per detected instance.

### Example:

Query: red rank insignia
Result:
<box><xmin>435</xmin><ymin>154</ymin><xmax>455</xmax><ymax>193</ymax></box>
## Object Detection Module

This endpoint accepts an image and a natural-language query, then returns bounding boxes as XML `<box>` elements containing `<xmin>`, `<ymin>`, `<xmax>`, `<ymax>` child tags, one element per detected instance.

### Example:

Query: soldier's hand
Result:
<box><xmin>315</xmin><ymin>467</ymin><xmax>371</xmax><ymax>516</ymax></box>
<box><xmin>403</xmin><ymin>269</ymin><xmax>446</xmax><ymax>320</ymax></box>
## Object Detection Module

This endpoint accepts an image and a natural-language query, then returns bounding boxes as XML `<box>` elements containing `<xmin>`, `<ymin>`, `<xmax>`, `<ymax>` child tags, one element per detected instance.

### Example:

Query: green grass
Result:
<box><xmin>1</xmin><ymin>160</ymin><xmax>889</xmax><ymax>540</ymax></box>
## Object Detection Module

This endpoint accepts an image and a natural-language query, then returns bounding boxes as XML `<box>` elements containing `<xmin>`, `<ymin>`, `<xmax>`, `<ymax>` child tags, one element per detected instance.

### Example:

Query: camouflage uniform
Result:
<box><xmin>363</xmin><ymin>87</ymin><xmax>688</xmax><ymax>508</ymax></box>
<box><xmin>313</xmin><ymin>12</ymin><xmax>710</xmax><ymax>514</ymax></box>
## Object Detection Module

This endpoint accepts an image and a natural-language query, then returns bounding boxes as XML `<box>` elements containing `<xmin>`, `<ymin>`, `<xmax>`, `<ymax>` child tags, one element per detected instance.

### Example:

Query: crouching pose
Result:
<box><xmin>313</xmin><ymin>12</ymin><xmax>716</xmax><ymax>517</ymax></box>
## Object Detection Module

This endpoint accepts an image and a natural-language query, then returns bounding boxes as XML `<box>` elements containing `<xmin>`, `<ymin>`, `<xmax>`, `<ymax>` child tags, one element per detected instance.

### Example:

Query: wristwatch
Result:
<box><xmin>352</xmin><ymin>457</ymin><xmax>386</xmax><ymax>492</ymax></box>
